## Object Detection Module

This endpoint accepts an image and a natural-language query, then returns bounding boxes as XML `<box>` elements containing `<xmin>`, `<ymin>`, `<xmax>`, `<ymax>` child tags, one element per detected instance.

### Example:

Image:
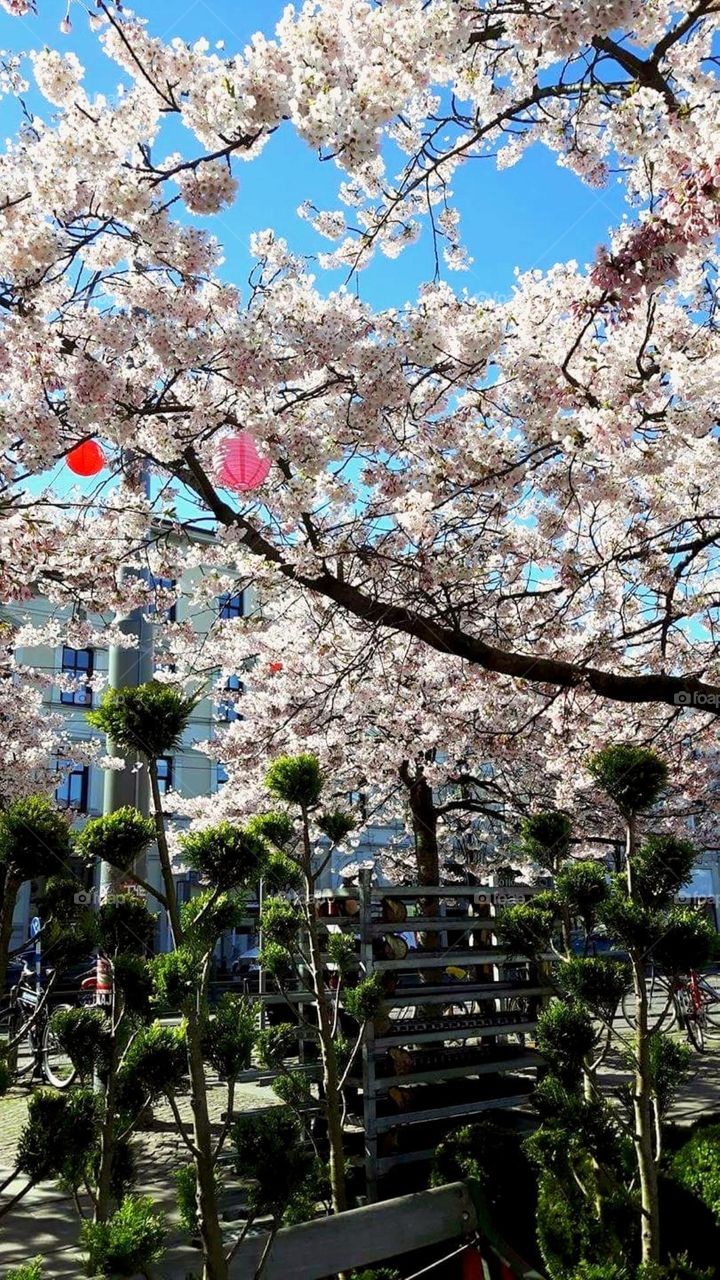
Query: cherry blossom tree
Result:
<box><xmin>0</xmin><ymin>1</ymin><xmax>717</xmax><ymax>737</ymax></box>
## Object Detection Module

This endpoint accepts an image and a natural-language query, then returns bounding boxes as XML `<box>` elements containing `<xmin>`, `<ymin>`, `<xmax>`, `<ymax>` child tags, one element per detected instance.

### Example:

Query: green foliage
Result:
<box><xmin>255</xmin><ymin>1023</ymin><xmax>299</xmax><ymax>1069</ymax></box>
<box><xmin>557</xmin><ymin>957</ymin><xmax>629</xmax><ymax>1024</ymax></box>
<box><xmin>326</xmin><ymin>931</ymin><xmax>357</xmax><ymax>977</ymax></box>
<box><xmin>174</xmin><ymin>1162</ymin><xmax>222</xmax><ymax>1239</ymax></box>
<box><xmin>587</xmin><ymin>744</ymin><xmax>668</xmax><ymax>816</ymax></box>
<box><xmin>152</xmin><ymin>947</ymin><xmax>202</xmax><ymax>1009</ymax></box>
<box><xmin>180</xmin><ymin>821</ymin><xmax>268</xmax><ymax>891</ymax></box>
<box><xmin>272</xmin><ymin>1071</ymin><xmax>314</xmax><ymax>1109</ymax></box>
<box><xmin>536</xmin><ymin>1000</ymin><xmax>596</xmax><ymax>1087</ymax></box>
<box><xmin>317</xmin><ymin>809</ymin><xmax>356</xmax><ymax>845</ymax></box>
<box><xmin>37</xmin><ymin>873</ymin><xmax>83</xmax><ymax>921</ymax></box>
<box><xmin>598</xmin><ymin>889</ymin><xmax>662</xmax><ymax>955</ymax></box>
<box><xmin>5</xmin><ymin>1261</ymin><xmax>43</xmax><ymax>1280</ymax></box>
<box><xmin>0</xmin><ymin>1052</ymin><xmax>11</xmax><ymax>1097</ymax></box>
<box><xmin>201</xmin><ymin>993</ymin><xmax>256</xmax><ymax>1080</ymax></box>
<box><xmin>80</xmin><ymin>1194</ymin><xmax>166</xmax><ymax>1277</ymax></box>
<box><xmin>671</xmin><ymin>1125</ymin><xmax>720</xmax><ymax>1224</ymax></box>
<box><xmin>98</xmin><ymin>896</ymin><xmax>155</xmax><ymax>957</ymax></box>
<box><xmin>265</xmin><ymin>753</ymin><xmax>323</xmax><ymax>809</ymax></box>
<box><xmin>649</xmin><ymin>1034</ymin><xmax>692</xmax><ymax>1116</ymax></box>
<box><xmin>16</xmin><ymin>1088</ymin><xmax>99</xmax><ymax>1184</ymax></box>
<box><xmin>112</xmin><ymin>954</ymin><xmax>154</xmax><ymax>1018</ymax></box>
<box><xmin>556</xmin><ymin>861</ymin><xmax>609</xmax><ymax>933</ymax></box>
<box><xmin>281</xmin><ymin>1159</ymin><xmax>330</xmax><ymax>1226</ymax></box>
<box><xmin>637</xmin><ymin>1260</ymin><xmax>714</xmax><ymax>1280</ymax></box>
<box><xmin>259</xmin><ymin>940</ymin><xmax>294</xmax><ymax>984</ymax></box>
<box><xmin>260</xmin><ymin>896</ymin><xmax>303</xmax><ymax>948</ymax></box>
<box><xmin>87</xmin><ymin>681</ymin><xmax>196</xmax><ymax>761</ymax></box>
<box><xmin>75</xmin><ymin>808</ymin><xmax>156</xmax><ymax>874</ymax></box>
<box><xmin>630</xmin><ymin>836</ymin><xmax>697</xmax><ymax>909</ymax></box>
<box><xmin>245</xmin><ymin>811</ymin><xmax>295</xmax><ymax>850</ymax></box>
<box><xmin>343</xmin><ymin>973</ymin><xmax>385</xmax><ymax>1022</ymax></box>
<box><xmin>180</xmin><ymin>888</ymin><xmax>247</xmax><ymax>949</ymax></box>
<box><xmin>352</xmin><ymin>1272</ymin><xmax>400</xmax><ymax>1280</ymax></box>
<box><xmin>519</xmin><ymin>810</ymin><xmax>573</xmax><ymax>871</ymax></box>
<box><xmin>263</xmin><ymin>851</ymin><xmax>303</xmax><ymax>893</ymax></box>
<box><xmin>0</xmin><ymin>795</ymin><xmax>72</xmax><ymax>880</ymax></box>
<box><xmin>651</xmin><ymin>908</ymin><xmax>716</xmax><ymax>974</ymax></box>
<box><xmin>49</xmin><ymin>1006</ymin><xmax>110</xmax><ymax>1079</ymax></box>
<box><xmin>496</xmin><ymin>899</ymin><xmax>556</xmax><ymax>958</ymax></box>
<box><xmin>117</xmin><ymin>1022</ymin><xmax>187</xmax><ymax>1115</ymax></box>
<box><xmin>233</xmin><ymin>1107</ymin><xmax>312</xmax><ymax>1218</ymax></box>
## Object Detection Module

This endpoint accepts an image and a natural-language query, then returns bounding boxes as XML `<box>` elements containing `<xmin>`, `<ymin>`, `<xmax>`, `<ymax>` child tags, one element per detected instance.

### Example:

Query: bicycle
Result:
<box><xmin>0</xmin><ymin>959</ymin><xmax>77</xmax><ymax>1088</ymax></box>
<box><xmin>621</xmin><ymin>967</ymin><xmax>720</xmax><ymax>1051</ymax></box>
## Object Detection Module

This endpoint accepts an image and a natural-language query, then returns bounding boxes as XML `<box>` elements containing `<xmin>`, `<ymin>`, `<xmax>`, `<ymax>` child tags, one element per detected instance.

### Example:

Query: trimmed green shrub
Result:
<box><xmin>80</xmin><ymin>1195</ymin><xmax>166</xmax><ymax>1277</ymax></box>
<box><xmin>671</xmin><ymin>1125</ymin><xmax>720</xmax><ymax>1224</ymax></box>
<box><xmin>87</xmin><ymin>682</ymin><xmax>196</xmax><ymax>760</ymax></box>
<box><xmin>265</xmin><ymin>753</ymin><xmax>323</xmax><ymax>809</ymax></box>
<box><xmin>587</xmin><ymin>745</ymin><xmax>668</xmax><ymax>816</ymax></box>
<box><xmin>75</xmin><ymin>808</ymin><xmax>155</xmax><ymax>874</ymax></box>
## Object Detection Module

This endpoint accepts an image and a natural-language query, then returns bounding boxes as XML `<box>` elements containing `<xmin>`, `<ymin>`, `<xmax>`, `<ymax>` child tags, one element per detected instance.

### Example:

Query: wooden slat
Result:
<box><xmin>372</xmin><ymin>949</ymin><xmax>510</xmax><ymax>970</ymax></box>
<box><xmin>375</xmin><ymin>1092</ymin><xmax>534</xmax><ymax>1132</ymax></box>
<box><xmin>227</xmin><ymin>1181</ymin><xmax>478</xmax><ymax>1279</ymax></box>
<box><xmin>375</xmin><ymin>1051</ymin><xmax>543</xmax><ymax>1090</ymax></box>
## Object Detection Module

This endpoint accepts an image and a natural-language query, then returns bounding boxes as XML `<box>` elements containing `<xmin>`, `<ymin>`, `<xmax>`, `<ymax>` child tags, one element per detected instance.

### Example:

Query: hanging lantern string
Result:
<box><xmin>402</xmin><ymin>1233</ymin><xmax>486</xmax><ymax>1280</ymax></box>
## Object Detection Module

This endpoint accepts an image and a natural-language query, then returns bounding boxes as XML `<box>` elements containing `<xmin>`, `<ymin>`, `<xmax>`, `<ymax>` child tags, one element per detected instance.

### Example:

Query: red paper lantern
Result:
<box><xmin>66</xmin><ymin>440</ymin><xmax>105</xmax><ymax>477</ymax></box>
<box><xmin>268</xmin><ymin>661</ymin><xmax>283</xmax><ymax>673</ymax></box>
<box><xmin>219</xmin><ymin>432</ymin><xmax>271</xmax><ymax>492</ymax></box>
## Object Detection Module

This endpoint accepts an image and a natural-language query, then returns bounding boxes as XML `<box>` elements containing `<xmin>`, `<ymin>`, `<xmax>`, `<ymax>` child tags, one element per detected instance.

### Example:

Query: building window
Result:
<box><xmin>59</xmin><ymin>647</ymin><xmax>93</xmax><ymax>706</ymax></box>
<box><xmin>55</xmin><ymin>761</ymin><xmax>90</xmax><ymax>812</ymax></box>
<box><xmin>219</xmin><ymin>674</ymin><xmax>244</xmax><ymax>722</ymax></box>
<box><xmin>218</xmin><ymin>592</ymin><xmax>245</xmax><ymax>620</ymax></box>
<box><xmin>156</xmin><ymin>756</ymin><xmax>173</xmax><ymax>795</ymax></box>
<box><xmin>149</xmin><ymin>576</ymin><xmax>177</xmax><ymax>623</ymax></box>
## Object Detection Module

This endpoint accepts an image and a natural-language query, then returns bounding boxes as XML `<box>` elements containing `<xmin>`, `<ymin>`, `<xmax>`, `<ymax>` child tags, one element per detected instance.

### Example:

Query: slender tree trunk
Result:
<box><xmin>95</xmin><ymin>1009</ymin><xmax>121</xmax><ymax>1222</ymax></box>
<box><xmin>300</xmin><ymin>810</ymin><xmax>347</xmax><ymax>1215</ymax></box>
<box><xmin>186</xmin><ymin>1002</ymin><xmax>228</xmax><ymax>1280</ymax></box>
<box><xmin>401</xmin><ymin>764</ymin><xmax>440</xmax><ymax>947</ymax></box>
<box><xmin>148</xmin><ymin>759</ymin><xmax>228</xmax><ymax>1280</ymax></box>
<box><xmin>626</xmin><ymin>814</ymin><xmax>660</xmax><ymax>1266</ymax></box>
<box><xmin>0</xmin><ymin>870</ymin><xmax>19</xmax><ymax>1005</ymax></box>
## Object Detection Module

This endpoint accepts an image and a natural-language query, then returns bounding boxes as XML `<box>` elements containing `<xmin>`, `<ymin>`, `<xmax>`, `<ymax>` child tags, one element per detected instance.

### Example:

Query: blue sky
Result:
<box><xmin>0</xmin><ymin>0</ymin><xmax>629</xmax><ymax>312</ymax></box>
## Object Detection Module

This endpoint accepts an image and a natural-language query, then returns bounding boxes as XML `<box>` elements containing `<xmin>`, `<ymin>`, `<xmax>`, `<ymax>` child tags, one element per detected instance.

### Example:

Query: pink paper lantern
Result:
<box><xmin>219</xmin><ymin>432</ymin><xmax>271</xmax><ymax>492</ymax></box>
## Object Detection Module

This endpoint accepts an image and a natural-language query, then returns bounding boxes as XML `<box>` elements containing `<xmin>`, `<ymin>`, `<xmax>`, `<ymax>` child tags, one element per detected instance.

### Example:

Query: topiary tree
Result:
<box><xmin>86</xmin><ymin>682</ymin><xmax>269</xmax><ymax>1280</ymax></box>
<box><xmin>80</xmin><ymin>1194</ymin><xmax>166</xmax><ymax>1279</ymax></box>
<box><xmin>497</xmin><ymin>746</ymin><xmax>713</xmax><ymax>1276</ymax></box>
<box><xmin>258</xmin><ymin>752</ymin><xmax>385</xmax><ymax>1217</ymax></box>
<box><xmin>0</xmin><ymin>795</ymin><xmax>74</xmax><ymax>998</ymax></box>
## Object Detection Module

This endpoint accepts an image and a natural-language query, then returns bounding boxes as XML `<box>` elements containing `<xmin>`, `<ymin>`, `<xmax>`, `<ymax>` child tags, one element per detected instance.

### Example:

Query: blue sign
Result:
<box><xmin>30</xmin><ymin>916</ymin><xmax>41</xmax><ymax>938</ymax></box>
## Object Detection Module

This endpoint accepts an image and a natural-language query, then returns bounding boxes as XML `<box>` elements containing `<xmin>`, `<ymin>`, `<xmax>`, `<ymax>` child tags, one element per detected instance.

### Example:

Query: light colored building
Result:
<box><xmin>6</xmin><ymin>543</ymin><xmax>248</xmax><ymax>958</ymax></box>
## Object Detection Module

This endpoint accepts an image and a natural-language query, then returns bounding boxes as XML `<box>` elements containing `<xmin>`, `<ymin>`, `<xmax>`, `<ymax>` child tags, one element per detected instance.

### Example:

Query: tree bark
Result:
<box><xmin>300</xmin><ymin>810</ymin><xmax>347</xmax><ymax>1216</ymax></box>
<box><xmin>148</xmin><ymin>759</ymin><xmax>228</xmax><ymax>1280</ymax></box>
<box><xmin>626</xmin><ymin>814</ymin><xmax>660</xmax><ymax>1266</ymax></box>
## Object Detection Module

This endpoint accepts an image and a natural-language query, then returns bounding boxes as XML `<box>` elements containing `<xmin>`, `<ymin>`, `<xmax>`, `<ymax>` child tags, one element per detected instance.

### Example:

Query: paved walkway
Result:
<box><xmin>0</xmin><ymin>1077</ymin><xmax>278</xmax><ymax>1278</ymax></box>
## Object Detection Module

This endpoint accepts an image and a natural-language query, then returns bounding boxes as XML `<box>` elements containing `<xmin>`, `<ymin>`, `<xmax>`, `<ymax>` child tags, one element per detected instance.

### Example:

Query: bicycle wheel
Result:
<box><xmin>674</xmin><ymin>991</ymin><xmax>705</xmax><ymax>1052</ymax></box>
<box><xmin>699</xmin><ymin>977</ymin><xmax>720</xmax><ymax>1031</ymax></box>
<box><xmin>4</xmin><ymin>1001</ymin><xmax>37</xmax><ymax>1080</ymax></box>
<box><xmin>42</xmin><ymin>1004</ymin><xmax>77</xmax><ymax>1088</ymax></box>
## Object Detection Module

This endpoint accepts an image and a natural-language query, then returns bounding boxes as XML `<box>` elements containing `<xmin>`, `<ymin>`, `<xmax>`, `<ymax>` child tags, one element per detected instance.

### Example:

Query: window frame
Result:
<box><xmin>55</xmin><ymin>760</ymin><xmax>90</xmax><ymax>813</ymax></box>
<box><xmin>218</xmin><ymin>591</ymin><xmax>245</xmax><ymax>620</ymax></box>
<box><xmin>59</xmin><ymin>646</ymin><xmax>94</xmax><ymax>707</ymax></box>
